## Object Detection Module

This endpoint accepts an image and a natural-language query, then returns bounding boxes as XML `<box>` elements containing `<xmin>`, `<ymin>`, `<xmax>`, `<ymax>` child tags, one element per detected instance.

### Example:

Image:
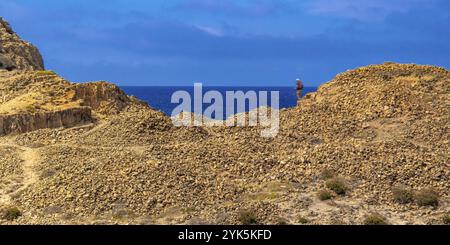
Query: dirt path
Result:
<box><xmin>79</xmin><ymin>120</ymin><xmax>108</xmax><ymax>136</ymax></box>
<box><xmin>0</xmin><ymin>139</ymin><xmax>40</xmax><ymax>206</ymax></box>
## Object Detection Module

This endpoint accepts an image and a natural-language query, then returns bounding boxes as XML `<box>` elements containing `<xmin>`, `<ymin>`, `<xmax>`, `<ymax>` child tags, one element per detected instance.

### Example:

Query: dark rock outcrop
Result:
<box><xmin>73</xmin><ymin>82</ymin><xmax>131</xmax><ymax>114</ymax></box>
<box><xmin>0</xmin><ymin>107</ymin><xmax>92</xmax><ymax>136</ymax></box>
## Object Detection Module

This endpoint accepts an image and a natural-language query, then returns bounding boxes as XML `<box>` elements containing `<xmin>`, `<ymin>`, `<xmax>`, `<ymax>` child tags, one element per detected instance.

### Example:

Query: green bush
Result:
<box><xmin>238</xmin><ymin>210</ymin><xmax>258</xmax><ymax>225</ymax></box>
<box><xmin>1</xmin><ymin>206</ymin><xmax>22</xmax><ymax>221</ymax></box>
<box><xmin>415</xmin><ymin>188</ymin><xmax>439</xmax><ymax>207</ymax></box>
<box><xmin>442</xmin><ymin>214</ymin><xmax>450</xmax><ymax>225</ymax></box>
<box><xmin>275</xmin><ymin>217</ymin><xmax>288</xmax><ymax>225</ymax></box>
<box><xmin>320</xmin><ymin>169</ymin><xmax>336</xmax><ymax>180</ymax></box>
<box><xmin>392</xmin><ymin>186</ymin><xmax>414</xmax><ymax>204</ymax></box>
<box><xmin>25</xmin><ymin>105</ymin><xmax>37</xmax><ymax>113</ymax></box>
<box><xmin>318</xmin><ymin>190</ymin><xmax>333</xmax><ymax>201</ymax></box>
<box><xmin>363</xmin><ymin>214</ymin><xmax>388</xmax><ymax>225</ymax></box>
<box><xmin>297</xmin><ymin>216</ymin><xmax>309</xmax><ymax>224</ymax></box>
<box><xmin>330</xmin><ymin>219</ymin><xmax>347</xmax><ymax>225</ymax></box>
<box><xmin>326</xmin><ymin>178</ymin><xmax>348</xmax><ymax>195</ymax></box>
<box><xmin>36</xmin><ymin>70</ymin><xmax>55</xmax><ymax>76</ymax></box>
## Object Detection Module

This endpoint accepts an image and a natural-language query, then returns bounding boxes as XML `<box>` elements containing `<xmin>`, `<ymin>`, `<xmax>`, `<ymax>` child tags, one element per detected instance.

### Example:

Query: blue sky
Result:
<box><xmin>1</xmin><ymin>0</ymin><xmax>449</xmax><ymax>86</ymax></box>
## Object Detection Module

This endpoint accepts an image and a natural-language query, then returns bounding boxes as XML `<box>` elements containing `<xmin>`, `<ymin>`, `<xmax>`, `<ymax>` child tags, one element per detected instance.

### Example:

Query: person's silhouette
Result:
<box><xmin>296</xmin><ymin>79</ymin><xmax>304</xmax><ymax>99</ymax></box>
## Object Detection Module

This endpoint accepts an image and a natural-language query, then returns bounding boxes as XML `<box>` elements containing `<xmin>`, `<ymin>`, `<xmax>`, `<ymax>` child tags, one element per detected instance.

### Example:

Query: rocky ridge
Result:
<box><xmin>0</xmin><ymin>69</ymin><xmax>144</xmax><ymax>136</ymax></box>
<box><xmin>0</xmin><ymin>17</ymin><xmax>44</xmax><ymax>71</ymax></box>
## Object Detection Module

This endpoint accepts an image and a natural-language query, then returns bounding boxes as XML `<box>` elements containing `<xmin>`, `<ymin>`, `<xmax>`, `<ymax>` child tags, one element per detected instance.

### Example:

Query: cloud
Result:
<box><xmin>45</xmin><ymin>17</ymin><xmax>449</xmax><ymax>65</ymax></box>
<box><xmin>171</xmin><ymin>0</ymin><xmax>292</xmax><ymax>17</ymax></box>
<box><xmin>306</xmin><ymin>0</ymin><xmax>437</xmax><ymax>21</ymax></box>
<box><xmin>0</xmin><ymin>0</ymin><xmax>448</xmax><ymax>86</ymax></box>
<box><xmin>194</xmin><ymin>25</ymin><xmax>225</xmax><ymax>37</ymax></box>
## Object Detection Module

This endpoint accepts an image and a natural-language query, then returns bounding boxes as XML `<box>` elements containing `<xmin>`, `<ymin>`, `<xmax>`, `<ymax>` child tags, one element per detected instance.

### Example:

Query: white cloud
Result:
<box><xmin>194</xmin><ymin>25</ymin><xmax>225</xmax><ymax>37</ymax></box>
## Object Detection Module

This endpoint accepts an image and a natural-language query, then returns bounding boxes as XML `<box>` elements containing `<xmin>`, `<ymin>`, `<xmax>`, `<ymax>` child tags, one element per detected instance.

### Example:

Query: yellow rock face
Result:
<box><xmin>0</xmin><ymin>17</ymin><xmax>44</xmax><ymax>71</ymax></box>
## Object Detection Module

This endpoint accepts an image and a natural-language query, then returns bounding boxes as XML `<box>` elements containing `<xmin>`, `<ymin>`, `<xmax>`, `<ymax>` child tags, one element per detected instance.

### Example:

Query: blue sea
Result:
<box><xmin>121</xmin><ymin>86</ymin><xmax>317</xmax><ymax>119</ymax></box>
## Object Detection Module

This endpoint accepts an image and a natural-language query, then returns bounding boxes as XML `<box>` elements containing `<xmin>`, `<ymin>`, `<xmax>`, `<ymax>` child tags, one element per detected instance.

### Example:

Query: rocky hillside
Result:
<box><xmin>0</xmin><ymin>69</ymin><xmax>147</xmax><ymax>136</ymax></box>
<box><xmin>0</xmin><ymin>17</ymin><xmax>148</xmax><ymax>136</ymax></box>
<box><xmin>0</xmin><ymin>17</ymin><xmax>44</xmax><ymax>71</ymax></box>
<box><xmin>0</xmin><ymin>17</ymin><xmax>448</xmax><ymax>225</ymax></box>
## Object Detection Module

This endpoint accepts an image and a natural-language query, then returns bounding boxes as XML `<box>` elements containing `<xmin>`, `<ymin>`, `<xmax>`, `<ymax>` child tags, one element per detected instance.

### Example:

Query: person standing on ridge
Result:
<box><xmin>296</xmin><ymin>79</ymin><xmax>304</xmax><ymax>99</ymax></box>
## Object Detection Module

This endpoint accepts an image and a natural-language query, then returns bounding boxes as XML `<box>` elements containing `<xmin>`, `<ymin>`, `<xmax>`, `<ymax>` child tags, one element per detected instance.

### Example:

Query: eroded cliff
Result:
<box><xmin>0</xmin><ymin>107</ymin><xmax>92</xmax><ymax>136</ymax></box>
<box><xmin>0</xmin><ymin>17</ymin><xmax>142</xmax><ymax>135</ymax></box>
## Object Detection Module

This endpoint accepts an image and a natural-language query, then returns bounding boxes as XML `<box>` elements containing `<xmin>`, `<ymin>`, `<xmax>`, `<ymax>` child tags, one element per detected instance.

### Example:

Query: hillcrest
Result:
<box><xmin>171</xmin><ymin>83</ymin><xmax>280</xmax><ymax>138</ymax></box>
